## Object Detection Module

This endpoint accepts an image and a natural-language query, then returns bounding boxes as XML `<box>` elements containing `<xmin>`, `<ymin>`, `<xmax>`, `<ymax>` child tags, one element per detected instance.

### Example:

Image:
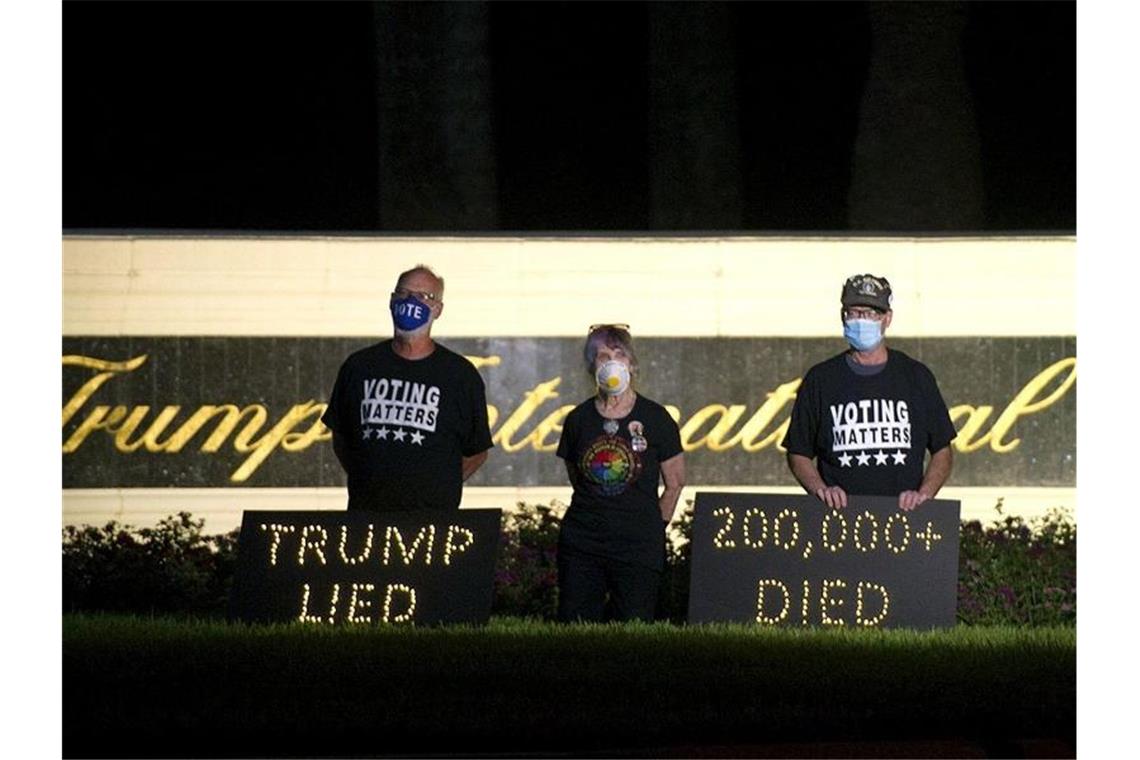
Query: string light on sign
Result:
<box><xmin>742</xmin><ymin>507</ymin><xmax>767</xmax><ymax>549</ymax></box>
<box><xmin>347</xmin><ymin>583</ymin><xmax>376</xmax><ymax>623</ymax></box>
<box><xmin>382</xmin><ymin>583</ymin><xmax>417</xmax><ymax>623</ymax></box>
<box><xmin>801</xmin><ymin>579</ymin><xmax>811</xmax><ymax>625</ymax></box>
<box><xmin>260</xmin><ymin>523</ymin><xmax>296</xmax><ymax>566</ymax></box>
<box><xmin>443</xmin><ymin>525</ymin><xmax>474</xmax><ymax>566</ymax></box>
<box><xmin>755</xmin><ymin>579</ymin><xmax>790</xmax><ymax>625</ymax></box>
<box><xmin>298</xmin><ymin>582</ymin><xmax>339</xmax><ymax>625</ymax></box>
<box><xmin>822</xmin><ymin>510</ymin><xmax>847</xmax><ymax>553</ymax></box>
<box><xmin>774</xmin><ymin>508</ymin><xmax>800</xmax><ymax>551</ymax></box>
<box><xmin>297</xmin><ymin>525</ymin><xmax>330</xmax><ymax>566</ymax></box>
<box><xmin>338</xmin><ymin>524</ymin><xmax>374</xmax><ymax>565</ymax></box>
<box><xmin>383</xmin><ymin>524</ymin><xmax>437</xmax><ymax>566</ymax></box>
<box><xmin>712</xmin><ymin>507</ymin><xmax>736</xmax><ymax>549</ymax></box>
<box><xmin>915</xmin><ymin>522</ymin><xmax>943</xmax><ymax>551</ymax></box>
<box><xmin>854</xmin><ymin>511</ymin><xmax>878</xmax><ymax>553</ymax></box>
<box><xmin>855</xmin><ymin>581</ymin><xmax>890</xmax><ymax>627</ymax></box>
<box><xmin>821</xmin><ymin>579</ymin><xmax>847</xmax><ymax>626</ymax></box>
<box><xmin>885</xmin><ymin>513</ymin><xmax>911</xmax><ymax>555</ymax></box>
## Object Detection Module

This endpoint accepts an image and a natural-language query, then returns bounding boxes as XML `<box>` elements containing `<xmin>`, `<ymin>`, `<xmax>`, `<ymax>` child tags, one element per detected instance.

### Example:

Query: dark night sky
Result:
<box><xmin>65</xmin><ymin>2</ymin><xmax>380</xmax><ymax>231</ymax></box>
<box><xmin>63</xmin><ymin>1</ymin><xmax>1075</xmax><ymax>233</ymax></box>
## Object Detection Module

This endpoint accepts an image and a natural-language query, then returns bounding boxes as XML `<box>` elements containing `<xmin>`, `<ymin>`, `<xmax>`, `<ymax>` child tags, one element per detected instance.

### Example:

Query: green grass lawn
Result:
<box><xmin>64</xmin><ymin>615</ymin><xmax>1075</xmax><ymax>758</ymax></box>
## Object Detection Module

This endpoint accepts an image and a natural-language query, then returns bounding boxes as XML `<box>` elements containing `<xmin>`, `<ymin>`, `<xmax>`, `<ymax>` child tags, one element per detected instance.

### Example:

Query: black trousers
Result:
<box><xmin>557</xmin><ymin>549</ymin><xmax>661</xmax><ymax>623</ymax></box>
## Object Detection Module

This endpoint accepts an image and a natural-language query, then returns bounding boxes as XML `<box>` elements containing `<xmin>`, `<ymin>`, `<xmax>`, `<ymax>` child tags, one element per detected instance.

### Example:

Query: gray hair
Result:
<box><xmin>583</xmin><ymin>325</ymin><xmax>638</xmax><ymax>378</ymax></box>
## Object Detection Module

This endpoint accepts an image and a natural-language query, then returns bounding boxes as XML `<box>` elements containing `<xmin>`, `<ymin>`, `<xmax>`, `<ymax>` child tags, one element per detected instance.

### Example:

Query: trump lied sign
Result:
<box><xmin>229</xmin><ymin>509</ymin><xmax>502</xmax><ymax>626</ymax></box>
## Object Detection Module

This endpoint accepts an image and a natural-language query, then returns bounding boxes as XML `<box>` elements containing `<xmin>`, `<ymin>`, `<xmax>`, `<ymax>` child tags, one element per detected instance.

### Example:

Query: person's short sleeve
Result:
<box><xmin>919</xmin><ymin>364</ymin><xmax>957</xmax><ymax>453</ymax></box>
<box><xmin>320</xmin><ymin>362</ymin><xmax>348</xmax><ymax>434</ymax></box>
<box><xmin>780</xmin><ymin>368</ymin><xmax>819</xmax><ymax>458</ymax></box>
<box><xmin>556</xmin><ymin>406</ymin><xmax>579</xmax><ymax>461</ymax></box>
<box><xmin>655</xmin><ymin>406</ymin><xmax>683</xmax><ymax>462</ymax></box>
<box><xmin>461</xmin><ymin>366</ymin><xmax>494</xmax><ymax>457</ymax></box>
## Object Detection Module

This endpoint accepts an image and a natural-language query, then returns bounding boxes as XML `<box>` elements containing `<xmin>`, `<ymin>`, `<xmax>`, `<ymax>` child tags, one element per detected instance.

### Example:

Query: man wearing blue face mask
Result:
<box><xmin>782</xmin><ymin>274</ymin><xmax>956</xmax><ymax>512</ymax></box>
<box><xmin>321</xmin><ymin>265</ymin><xmax>493</xmax><ymax>511</ymax></box>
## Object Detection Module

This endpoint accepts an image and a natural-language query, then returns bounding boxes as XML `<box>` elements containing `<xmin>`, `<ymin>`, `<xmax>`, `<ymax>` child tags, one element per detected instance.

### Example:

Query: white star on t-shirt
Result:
<box><xmin>392</xmin><ymin>428</ymin><xmax>407</xmax><ymax>442</ymax></box>
<box><xmin>856</xmin><ymin>451</ymin><xmax>871</xmax><ymax>466</ymax></box>
<box><xmin>838</xmin><ymin>452</ymin><xmax>853</xmax><ymax>467</ymax></box>
<box><xmin>874</xmin><ymin>450</ymin><xmax>889</xmax><ymax>465</ymax></box>
<box><xmin>410</xmin><ymin>430</ymin><xmax>425</xmax><ymax>445</ymax></box>
<box><xmin>362</xmin><ymin>428</ymin><xmax>372</xmax><ymax>440</ymax></box>
<box><xmin>376</xmin><ymin>426</ymin><xmax>389</xmax><ymax>440</ymax></box>
<box><xmin>892</xmin><ymin>450</ymin><xmax>907</xmax><ymax>465</ymax></box>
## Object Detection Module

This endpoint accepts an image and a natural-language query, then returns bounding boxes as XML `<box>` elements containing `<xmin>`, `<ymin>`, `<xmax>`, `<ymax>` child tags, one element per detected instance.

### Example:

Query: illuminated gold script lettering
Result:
<box><xmin>948</xmin><ymin>404</ymin><xmax>996</xmax><ymax>453</ymax></box>
<box><xmin>61</xmin><ymin>355</ymin><xmax>144</xmax><ymax>450</ymax></box>
<box><xmin>530</xmin><ymin>406</ymin><xmax>574</xmax><ymax>450</ymax></box>
<box><xmin>463</xmin><ymin>355</ymin><xmax>502</xmax><ymax>370</ymax></box>
<box><xmin>62</xmin><ymin>353</ymin><xmax>1077</xmax><ymax>480</ymax></box>
<box><xmin>680</xmin><ymin>379</ymin><xmax>801</xmax><ymax>452</ymax></box>
<box><xmin>230</xmin><ymin>402</ymin><xmax>326</xmax><ymax>481</ymax></box>
<box><xmin>463</xmin><ymin>355</ymin><xmax>505</xmax><ymax>428</ymax></box>
<box><xmin>111</xmin><ymin>406</ymin><xmax>185</xmax><ymax>452</ymax></box>
<box><xmin>681</xmin><ymin>405</ymin><xmax>748</xmax><ymax>450</ymax></box>
<box><xmin>62</xmin><ymin>354</ymin><xmax>328</xmax><ymax>481</ymax></box>
<box><xmin>62</xmin><ymin>405</ymin><xmax>128</xmax><ymax>453</ymax></box>
<box><xmin>61</xmin><ymin>354</ymin><xmax>149</xmax><ymax>426</ymax></box>
<box><xmin>948</xmin><ymin>357</ymin><xmax>1077</xmax><ymax>453</ymax></box>
<box><xmin>491</xmin><ymin>378</ymin><xmax>567</xmax><ymax>453</ymax></box>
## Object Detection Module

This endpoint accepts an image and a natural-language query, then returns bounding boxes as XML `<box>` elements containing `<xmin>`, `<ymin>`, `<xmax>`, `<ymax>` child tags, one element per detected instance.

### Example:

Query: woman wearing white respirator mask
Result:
<box><xmin>554</xmin><ymin>324</ymin><xmax>686</xmax><ymax>623</ymax></box>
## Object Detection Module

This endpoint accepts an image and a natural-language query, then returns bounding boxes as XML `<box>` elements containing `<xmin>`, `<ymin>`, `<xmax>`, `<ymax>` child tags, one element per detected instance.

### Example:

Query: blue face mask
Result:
<box><xmin>844</xmin><ymin>319</ymin><xmax>883</xmax><ymax>352</ymax></box>
<box><xmin>391</xmin><ymin>296</ymin><xmax>432</xmax><ymax>332</ymax></box>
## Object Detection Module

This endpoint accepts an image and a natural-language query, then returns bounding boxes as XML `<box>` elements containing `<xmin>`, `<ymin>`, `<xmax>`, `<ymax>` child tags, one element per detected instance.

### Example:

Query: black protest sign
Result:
<box><xmin>229</xmin><ymin>510</ymin><xmax>502</xmax><ymax>626</ymax></box>
<box><xmin>688</xmin><ymin>493</ymin><xmax>960</xmax><ymax>629</ymax></box>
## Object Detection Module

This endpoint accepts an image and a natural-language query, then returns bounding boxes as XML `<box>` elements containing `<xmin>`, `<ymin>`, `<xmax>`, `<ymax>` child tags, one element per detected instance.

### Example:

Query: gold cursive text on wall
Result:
<box><xmin>62</xmin><ymin>354</ymin><xmax>1076</xmax><ymax>482</ymax></box>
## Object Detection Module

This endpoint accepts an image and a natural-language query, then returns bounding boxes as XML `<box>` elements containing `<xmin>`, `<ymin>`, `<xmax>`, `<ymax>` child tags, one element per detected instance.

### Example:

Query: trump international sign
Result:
<box><xmin>62</xmin><ymin>235</ymin><xmax>1075</xmax><ymax>529</ymax></box>
<box><xmin>62</xmin><ymin>337</ymin><xmax>1074</xmax><ymax>489</ymax></box>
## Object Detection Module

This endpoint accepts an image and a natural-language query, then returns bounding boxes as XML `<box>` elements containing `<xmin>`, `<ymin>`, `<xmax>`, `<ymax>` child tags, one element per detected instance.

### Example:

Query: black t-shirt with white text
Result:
<box><xmin>781</xmin><ymin>350</ymin><xmax>956</xmax><ymax>496</ymax></box>
<box><xmin>556</xmin><ymin>395</ymin><xmax>683</xmax><ymax>571</ymax></box>
<box><xmin>321</xmin><ymin>340</ymin><xmax>493</xmax><ymax>511</ymax></box>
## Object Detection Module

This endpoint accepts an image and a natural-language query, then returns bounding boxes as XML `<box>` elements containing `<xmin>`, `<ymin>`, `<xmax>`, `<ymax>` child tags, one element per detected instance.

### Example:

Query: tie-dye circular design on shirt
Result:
<box><xmin>579</xmin><ymin>434</ymin><xmax>642</xmax><ymax>496</ymax></box>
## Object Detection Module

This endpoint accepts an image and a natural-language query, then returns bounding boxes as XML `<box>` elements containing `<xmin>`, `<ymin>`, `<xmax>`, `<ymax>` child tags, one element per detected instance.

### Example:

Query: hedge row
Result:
<box><xmin>62</xmin><ymin>501</ymin><xmax>1075</xmax><ymax>625</ymax></box>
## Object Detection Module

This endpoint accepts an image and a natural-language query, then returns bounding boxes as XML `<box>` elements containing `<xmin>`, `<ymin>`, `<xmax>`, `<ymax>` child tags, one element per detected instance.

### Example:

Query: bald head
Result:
<box><xmin>396</xmin><ymin>264</ymin><xmax>444</xmax><ymax>301</ymax></box>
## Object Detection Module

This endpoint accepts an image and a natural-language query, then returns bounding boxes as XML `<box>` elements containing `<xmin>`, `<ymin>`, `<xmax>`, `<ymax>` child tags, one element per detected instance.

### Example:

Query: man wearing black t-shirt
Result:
<box><xmin>782</xmin><ymin>274</ymin><xmax>956</xmax><ymax>511</ymax></box>
<box><xmin>321</xmin><ymin>265</ymin><xmax>493</xmax><ymax>511</ymax></box>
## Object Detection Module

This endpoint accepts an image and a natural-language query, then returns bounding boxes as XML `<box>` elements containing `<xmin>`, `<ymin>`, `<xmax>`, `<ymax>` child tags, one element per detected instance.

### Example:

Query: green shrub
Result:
<box><xmin>956</xmin><ymin>503</ymin><xmax>1076</xmax><ymax>625</ymax></box>
<box><xmin>491</xmin><ymin>502</ymin><xmax>563</xmax><ymax>619</ymax></box>
<box><xmin>489</xmin><ymin>501</ymin><xmax>695</xmax><ymax>621</ymax></box>
<box><xmin>62</xmin><ymin>512</ymin><xmax>238</xmax><ymax>617</ymax></box>
<box><xmin>62</xmin><ymin>501</ymin><xmax>1076</xmax><ymax>625</ymax></box>
<box><xmin>492</xmin><ymin>500</ymin><xmax>1077</xmax><ymax>625</ymax></box>
<box><xmin>658</xmin><ymin>506</ymin><xmax>694</xmax><ymax>622</ymax></box>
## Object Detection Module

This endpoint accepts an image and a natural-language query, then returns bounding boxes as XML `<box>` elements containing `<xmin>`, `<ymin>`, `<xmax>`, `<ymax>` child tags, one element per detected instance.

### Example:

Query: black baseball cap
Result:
<box><xmin>841</xmin><ymin>273</ymin><xmax>893</xmax><ymax>311</ymax></box>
